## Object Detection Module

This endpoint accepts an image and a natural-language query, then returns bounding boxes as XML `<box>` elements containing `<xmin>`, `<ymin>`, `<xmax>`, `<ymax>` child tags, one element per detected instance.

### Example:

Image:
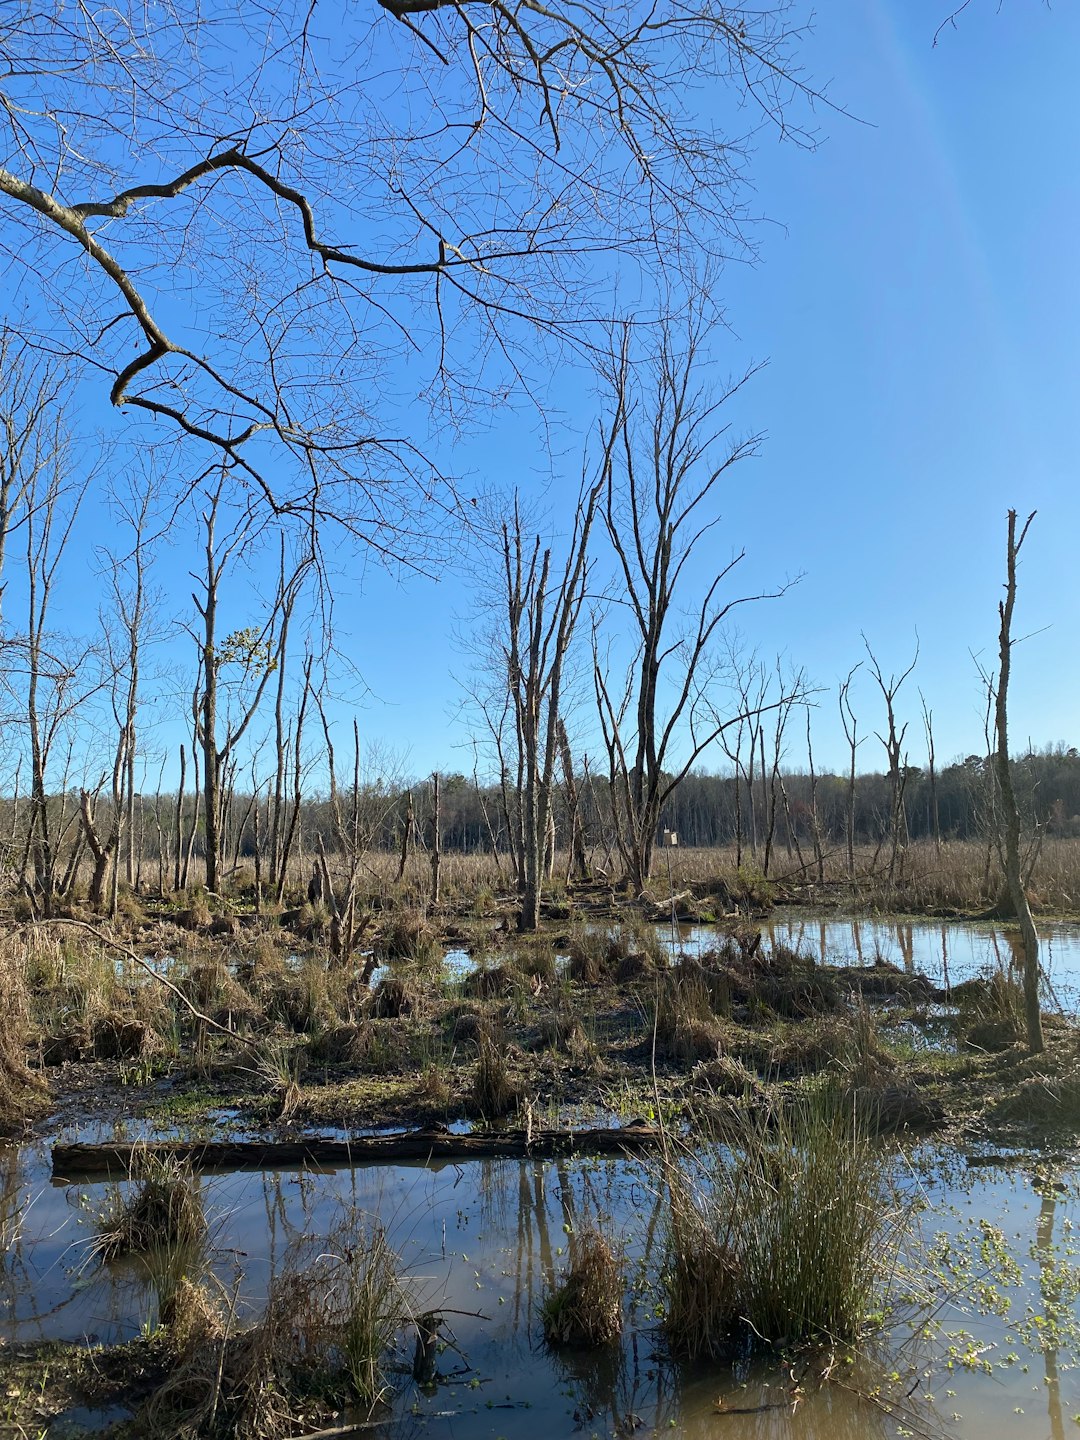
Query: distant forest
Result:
<box><xmin>29</xmin><ymin>744</ymin><xmax>1080</xmax><ymax>889</ymax></box>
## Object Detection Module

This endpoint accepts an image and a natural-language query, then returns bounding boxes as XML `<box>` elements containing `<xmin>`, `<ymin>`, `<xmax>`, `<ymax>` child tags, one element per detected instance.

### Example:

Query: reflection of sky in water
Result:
<box><xmin>671</xmin><ymin>913</ymin><xmax>1080</xmax><ymax>1013</ymax></box>
<box><xmin>3</xmin><ymin>1136</ymin><xmax>1080</xmax><ymax>1439</ymax></box>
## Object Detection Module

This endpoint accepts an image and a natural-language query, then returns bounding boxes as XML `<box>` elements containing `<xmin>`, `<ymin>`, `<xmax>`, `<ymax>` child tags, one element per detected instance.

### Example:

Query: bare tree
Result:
<box><xmin>993</xmin><ymin>510</ymin><xmax>1043</xmax><ymax>1054</ymax></box>
<box><xmin>838</xmin><ymin>664</ymin><xmax>862</xmax><ymax>881</ymax></box>
<box><xmin>0</xmin><ymin>2</ymin><xmax>815</xmax><ymax>544</ymax></box>
<box><xmin>0</xmin><ymin>334</ymin><xmax>66</xmax><ymax>626</ymax></box>
<box><xmin>16</xmin><ymin>463</ymin><xmax>97</xmax><ymax>914</ymax></box>
<box><xmin>496</xmin><ymin>483</ymin><xmax>600</xmax><ymax>930</ymax></box>
<box><xmin>864</xmin><ymin>636</ymin><xmax>919</xmax><ymax>887</ymax></box>
<box><xmin>189</xmin><ymin>489</ymin><xmax>291</xmax><ymax>893</ymax></box>
<box><xmin>594</xmin><ymin>318</ymin><xmax>789</xmax><ymax>891</ymax></box>
<box><xmin>920</xmin><ymin>690</ymin><xmax>941</xmax><ymax>855</ymax></box>
<box><xmin>80</xmin><ymin>480</ymin><xmax>159</xmax><ymax>912</ymax></box>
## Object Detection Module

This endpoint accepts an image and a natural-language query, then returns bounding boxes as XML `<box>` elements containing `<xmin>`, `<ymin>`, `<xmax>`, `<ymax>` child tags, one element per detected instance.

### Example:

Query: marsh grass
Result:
<box><xmin>375</xmin><ymin>908</ymin><xmax>439</xmax><ymax>963</ymax></box>
<box><xmin>956</xmin><ymin>959</ymin><xmax>1026</xmax><ymax>1050</ymax></box>
<box><xmin>94</xmin><ymin>1151</ymin><xmax>207</xmax><ymax>1262</ymax></box>
<box><xmin>143</xmin><ymin>1211</ymin><xmax>406</xmax><ymax>1438</ymax></box>
<box><xmin>471</xmin><ymin>1032</ymin><xmax>520</xmax><ymax>1118</ymax></box>
<box><xmin>662</xmin><ymin>1084</ymin><xmax>896</xmax><ymax>1356</ymax></box>
<box><xmin>541</xmin><ymin>1227</ymin><xmax>624</xmax><ymax>1347</ymax></box>
<box><xmin>567</xmin><ymin>921</ymin><xmax>666</xmax><ymax>985</ymax></box>
<box><xmin>251</xmin><ymin>1039</ymin><xmax>306</xmax><ymax>1119</ymax></box>
<box><xmin>0</xmin><ymin>936</ymin><xmax>49</xmax><ymax>1131</ymax></box>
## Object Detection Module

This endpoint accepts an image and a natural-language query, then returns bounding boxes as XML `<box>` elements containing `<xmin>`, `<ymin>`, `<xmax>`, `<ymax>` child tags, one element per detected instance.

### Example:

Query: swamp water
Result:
<box><xmin>3</xmin><ymin>1135</ymin><xmax>1080</xmax><ymax>1439</ymax></box>
<box><xmin>8</xmin><ymin>911</ymin><xmax>1080</xmax><ymax>1436</ymax></box>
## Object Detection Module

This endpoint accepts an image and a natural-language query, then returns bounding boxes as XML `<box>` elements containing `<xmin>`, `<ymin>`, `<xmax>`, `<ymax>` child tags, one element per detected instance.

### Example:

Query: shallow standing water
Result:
<box><xmin>668</xmin><ymin>911</ymin><xmax>1080</xmax><ymax>1012</ymax></box>
<box><xmin>4</xmin><ymin>1128</ymin><xmax>1080</xmax><ymax>1439</ymax></box>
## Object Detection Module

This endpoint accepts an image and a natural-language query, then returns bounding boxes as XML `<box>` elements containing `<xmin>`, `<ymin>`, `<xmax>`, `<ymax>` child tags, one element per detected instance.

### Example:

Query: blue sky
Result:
<box><xmin>331</xmin><ymin>0</ymin><xmax>1080</xmax><ymax>779</ymax></box>
<box><xmin>4</xmin><ymin>0</ymin><xmax>1078</xmax><ymax>789</ymax></box>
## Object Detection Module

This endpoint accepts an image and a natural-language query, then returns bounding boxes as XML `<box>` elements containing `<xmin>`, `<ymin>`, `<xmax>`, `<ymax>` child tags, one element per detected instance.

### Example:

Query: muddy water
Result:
<box><xmin>4</xmin><ymin>1130</ymin><xmax>1080</xmax><ymax>1439</ymax></box>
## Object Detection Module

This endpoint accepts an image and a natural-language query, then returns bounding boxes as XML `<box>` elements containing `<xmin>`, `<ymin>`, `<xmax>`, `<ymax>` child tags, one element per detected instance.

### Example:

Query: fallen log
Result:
<box><xmin>52</xmin><ymin>1122</ymin><xmax>663</xmax><ymax>1182</ymax></box>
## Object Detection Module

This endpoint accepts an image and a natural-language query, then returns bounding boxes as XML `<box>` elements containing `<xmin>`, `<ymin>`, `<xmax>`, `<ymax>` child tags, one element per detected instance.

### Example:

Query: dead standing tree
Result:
<box><xmin>993</xmin><ymin>509</ymin><xmax>1043</xmax><ymax>1054</ymax></box>
<box><xmin>190</xmin><ymin>490</ymin><xmax>295</xmax><ymax>894</ymax></box>
<box><xmin>498</xmin><ymin>484</ymin><xmax>600</xmax><ymax>931</ymax></box>
<box><xmin>594</xmin><ymin>320</ymin><xmax>788</xmax><ymax>893</ymax></box>
<box><xmin>80</xmin><ymin>479</ymin><xmax>158</xmax><ymax>913</ymax></box>
<box><xmin>864</xmin><ymin>636</ymin><xmax>918</xmax><ymax>888</ymax></box>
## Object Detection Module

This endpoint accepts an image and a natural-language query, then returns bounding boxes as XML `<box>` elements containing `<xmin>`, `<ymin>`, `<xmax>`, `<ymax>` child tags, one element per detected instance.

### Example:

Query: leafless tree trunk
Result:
<box><xmin>921</xmin><ymin>690</ymin><xmax>941</xmax><ymax>855</ymax></box>
<box><xmin>496</xmin><ymin>482</ymin><xmax>599</xmax><ymax>930</ymax></box>
<box><xmin>839</xmin><ymin>665</ymin><xmax>862</xmax><ymax>881</ymax></box>
<box><xmin>396</xmin><ymin>790</ymin><xmax>415</xmax><ymax>883</ymax></box>
<box><xmin>190</xmin><ymin>488</ymin><xmax>288</xmax><ymax>893</ymax></box>
<box><xmin>21</xmin><ymin>458</ymin><xmax>93</xmax><ymax>914</ymax></box>
<box><xmin>994</xmin><ymin>509</ymin><xmax>1043</xmax><ymax>1054</ymax></box>
<box><xmin>557</xmin><ymin>720</ymin><xmax>590</xmax><ymax>885</ymax></box>
<box><xmin>805</xmin><ymin>706</ymin><xmax>825</xmax><ymax>883</ymax></box>
<box><xmin>865</xmin><ymin>635</ymin><xmax>918</xmax><ymax>887</ymax></box>
<box><xmin>83</xmin><ymin>479</ymin><xmax>156</xmax><ymax>913</ymax></box>
<box><xmin>429</xmin><ymin>772</ymin><xmax>442</xmax><ymax>907</ymax></box>
<box><xmin>173</xmin><ymin>745</ymin><xmax>186</xmax><ymax>894</ymax></box>
<box><xmin>275</xmin><ymin>655</ymin><xmax>313</xmax><ymax>904</ymax></box>
<box><xmin>596</xmin><ymin>316</ymin><xmax>787</xmax><ymax>893</ymax></box>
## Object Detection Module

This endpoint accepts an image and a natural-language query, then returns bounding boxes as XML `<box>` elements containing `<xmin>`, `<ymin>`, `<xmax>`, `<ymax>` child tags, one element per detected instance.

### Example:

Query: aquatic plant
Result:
<box><xmin>542</xmin><ymin>1227</ymin><xmax>624</xmax><ymax>1347</ymax></box>
<box><xmin>661</xmin><ymin>1084</ymin><xmax>897</xmax><ymax>1355</ymax></box>
<box><xmin>95</xmin><ymin>1150</ymin><xmax>207</xmax><ymax>1262</ymax></box>
<box><xmin>142</xmin><ymin>1210</ymin><xmax>406</xmax><ymax>1437</ymax></box>
<box><xmin>471</xmin><ymin>1032</ymin><xmax>520</xmax><ymax>1118</ymax></box>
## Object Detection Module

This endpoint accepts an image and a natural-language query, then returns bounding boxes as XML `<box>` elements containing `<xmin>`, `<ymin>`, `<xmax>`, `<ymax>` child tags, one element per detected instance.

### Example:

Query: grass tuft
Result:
<box><xmin>662</xmin><ymin>1083</ymin><xmax>897</xmax><ymax>1356</ymax></box>
<box><xmin>541</xmin><ymin>1228</ymin><xmax>624</xmax><ymax>1347</ymax></box>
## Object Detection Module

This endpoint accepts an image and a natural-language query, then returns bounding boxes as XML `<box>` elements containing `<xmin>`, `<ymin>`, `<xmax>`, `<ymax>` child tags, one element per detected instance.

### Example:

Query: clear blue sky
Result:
<box><xmin>6</xmin><ymin>0</ymin><xmax>1079</xmax><ymax>789</ymax></box>
<box><xmin>338</xmin><ymin>0</ymin><xmax>1080</xmax><ymax>779</ymax></box>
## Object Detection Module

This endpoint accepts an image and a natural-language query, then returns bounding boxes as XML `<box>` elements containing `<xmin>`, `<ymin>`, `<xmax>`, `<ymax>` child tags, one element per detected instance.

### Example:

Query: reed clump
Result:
<box><xmin>471</xmin><ymin>1032</ymin><xmax>520</xmax><ymax>1118</ymax></box>
<box><xmin>567</xmin><ymin>922</ymin><xmax>664</xmax><ymax>985</ymax></box>
<box><xmin>95</xmin><ymin>1151</ymin><xmax>207</xmax><ymax>1261</ymax></box>
<box><xmin>661</xmin><ymin>1085</ymin><xmax>895</xmax><ymax>1356</ymax></box>
<box><xmin>541</xmin><ymin>1228</ymin><xmax>624</xmax><ymax>1347</ymax></box>
<box><xmin>375</xmin><ymin>908</ymin><xmax>439</xmax><ymax>963</ymax></box>
<box><xmin>143</xmin><ymin>1215</ymin><xmax>405</xmax><ymax>1439</ymax></box>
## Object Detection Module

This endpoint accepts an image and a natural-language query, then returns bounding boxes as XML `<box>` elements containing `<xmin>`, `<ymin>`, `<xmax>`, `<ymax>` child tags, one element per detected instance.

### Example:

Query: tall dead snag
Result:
<box><xmin>80</xmin><ymin>478</ymin><xmax>156</xmax><ymax>912</ymax></box>
<box><xmin>190</xmin><ymin>490</ymin><xmax>294</xmax><ymax>893</ymax></box>
<box><xmin>921</xmin><ymin>691</ymin><xmax>941</xmax><ymax>855</ymax></box>
<box><xmin>558</xmin><ymin>719</ymin><xmax>590</xmax><ymax>885</ymax></box>
<box><xmin>429</xmin><ymin>772</ymin><xmax>442</xmax><ymax>907</ymax></box>
<box><xmin>498</xmin><ymin>483</ymin><xmax>600</xmax><ymax>930</ymax></box>
<box><xmin>19</xmin><ymin>450</ymin><xmax>95</xmax><ymax>915</ymax></box>
<box><xmin>864</xmin><ymin>636</ymin><xmax>918</xmax><ymax>888</ymax></box>
<box><xmin>596</xmin><ymin>317</ymin><xmax>787</xmax><ymax>893</ymax></box>
<box><xmin>994</xmin><ymin>509</ymin><xmax>1043</xmax><ymax>1054</ymax></box>
<box><xmin>838</xmin><ymin>665</ymin><xmax>862</xmax><ymax>881</ymax></box>
<box><xmin>396</xmin><ymin>790</ymin><xmax>415</xmax><ymax>883</ymax></box>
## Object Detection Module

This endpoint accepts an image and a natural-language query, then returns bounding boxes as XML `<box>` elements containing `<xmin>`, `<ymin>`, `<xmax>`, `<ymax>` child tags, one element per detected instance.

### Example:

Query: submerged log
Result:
<box><xmin>51</xmin><ymin>1121</ymin><xmax>663</xmax><ymax>1182</ymax></box>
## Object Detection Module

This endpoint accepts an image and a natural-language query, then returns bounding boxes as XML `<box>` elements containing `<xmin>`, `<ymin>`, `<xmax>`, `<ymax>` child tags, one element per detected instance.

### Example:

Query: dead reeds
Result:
<box><xmin>541</xmin><ymin>1227</ymin><xmax>624</xmax><ymax>1347</ymax></box>
<box><xmin>0</xmin><ymin>935</ymin><xmax>50</xmax><ymax>1131</ymax></box>
<box><xmin>142</xmin><ymin>1212</ymin><xmax>406</xmax><ymax>1439</ymax></box>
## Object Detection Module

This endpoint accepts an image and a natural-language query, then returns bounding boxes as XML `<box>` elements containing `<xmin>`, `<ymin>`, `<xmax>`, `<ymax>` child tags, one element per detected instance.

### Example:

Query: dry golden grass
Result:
<box><xmin>0</xmin><ymin>935</ymin><xmax>50</xmax><ymax>1131</ymax></box>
